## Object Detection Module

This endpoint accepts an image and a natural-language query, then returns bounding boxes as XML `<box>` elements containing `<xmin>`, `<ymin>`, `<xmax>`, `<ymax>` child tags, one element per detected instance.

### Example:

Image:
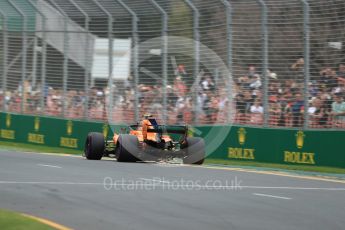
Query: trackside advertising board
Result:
<box><xmin>195</xmin><ymin>126</ymin><xmax>345</xmax><ymax>168</ymax></box>
<box><xmin>1</xmin><ymin>112</ymin><xmax>345</xmax><ymax>168</ymax></box>
<box><xmin>0</xmin><ymin>112</ymin><xmax>115</xmax><ymax>150</ymax></box>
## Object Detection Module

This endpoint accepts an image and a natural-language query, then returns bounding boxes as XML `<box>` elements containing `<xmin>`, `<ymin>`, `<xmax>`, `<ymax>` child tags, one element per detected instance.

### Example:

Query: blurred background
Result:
<box><xmin>0</xmin><ymin>0</ymin><xmax>344</xmax><ymax>129</ymax></box>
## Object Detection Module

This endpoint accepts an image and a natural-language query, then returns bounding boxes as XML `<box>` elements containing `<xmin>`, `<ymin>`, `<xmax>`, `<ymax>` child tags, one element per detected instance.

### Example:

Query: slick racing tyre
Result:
<box><xmin>84</xmin><ymin>132</ymin><xmax>105</xmax><ymax>160</ymax></box>
<box><xmin>116</xmin><ymin>134</ymin><xmax>140</xmax><ymax>162</ymax></box>
<box><xmin>182</xmin><ymin>137</ymin><xmax>205</xmax><ymax>165</ymax></box>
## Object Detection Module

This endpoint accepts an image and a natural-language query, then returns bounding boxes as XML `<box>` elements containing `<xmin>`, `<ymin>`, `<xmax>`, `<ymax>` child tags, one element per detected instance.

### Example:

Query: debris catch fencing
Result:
<box><xmin>0</xmin><ymin>0</ymin><xmax>345</xmax><ymax>130</ymax></box>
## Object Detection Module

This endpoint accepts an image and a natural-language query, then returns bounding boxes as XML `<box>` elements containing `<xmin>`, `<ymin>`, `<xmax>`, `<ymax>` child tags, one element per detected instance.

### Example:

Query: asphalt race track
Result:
<box><xmin>1</xmin><ymin>150</ymin><xmax>345</xmax><ymax>230</ymax></box>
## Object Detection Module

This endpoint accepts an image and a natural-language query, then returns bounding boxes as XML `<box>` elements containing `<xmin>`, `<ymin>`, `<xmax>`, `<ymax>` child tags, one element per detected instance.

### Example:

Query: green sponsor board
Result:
<box><xmin>1</xmin><ymin>112</ymin><xmax>345</xmax><ymax>168</ymax></box>
<box><xmin>199</xmin><ymin>126</ymin><xmax>345</xmax><ymax>168</ymax></box>
<box><xmin>0</xmin><ymin>112</ymin><xmax>112</xmax><ymax>150</ymax></box>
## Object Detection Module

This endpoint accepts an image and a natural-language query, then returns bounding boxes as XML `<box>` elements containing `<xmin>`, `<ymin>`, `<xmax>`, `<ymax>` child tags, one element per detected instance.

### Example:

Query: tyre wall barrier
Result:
<box><xmin>1</xmin><ymin>112</ymin><xmax>344</xmax><ymax>168</ymax></box>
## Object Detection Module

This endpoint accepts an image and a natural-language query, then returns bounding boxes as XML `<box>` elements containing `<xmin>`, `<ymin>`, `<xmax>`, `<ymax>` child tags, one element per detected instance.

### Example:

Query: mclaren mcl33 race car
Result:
<box><xmin>84</xmin><ymin>115</ymin><xmax>205</xmax><ymax>164</ymax></box>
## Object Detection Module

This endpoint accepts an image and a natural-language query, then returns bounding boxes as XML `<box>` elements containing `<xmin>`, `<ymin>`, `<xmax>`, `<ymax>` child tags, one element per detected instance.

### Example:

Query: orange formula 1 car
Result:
<box><xmin>84</xmin><ymin>115</ymin><xmax>205</xmax><ymax>164</ymax></box>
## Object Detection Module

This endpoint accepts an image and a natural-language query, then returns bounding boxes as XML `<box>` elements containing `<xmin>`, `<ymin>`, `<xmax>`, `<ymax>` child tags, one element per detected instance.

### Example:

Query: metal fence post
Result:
<box><xmin>68</xmin><ymin>0</ymin><xmax>91</xmax><ymax>120</ymax></box>
<box><xmin>8</xmin><ymin>0</ymin><xmax>28</xmax><ymax>114</ymax></box>
<box><xmin>150</xmin><ymin>0</ymin><xmax>168</xmax><ymax>124</ymax></box>
<box><xmin>220</xmin><ymin>0</ymin><xmax>233</xmax><ymax>124</ymax></box>
<box><xmin>26</xmin><ymin>0</ymin><xmax>47</xmax><ymax>115</ymax></box>
<box><xmin>29</xmin><ymin>7</ymin><xmax>38</xmax><ymax>90</ymax></box>
<box><xmin>301</xmin><ymin>0</ymin><xmax>310</xmax><ymax>130</ymax></box>
<box><xmin>182</xmin><ymin>0</ymin><xmax>200</xmax><ymax>124</ymax></box>
<box><xmin>257</xmin><ymin>0</ymin><xmax>269</xmax><ymax>127</ymax></box>
<box><xmin>115</xmin><ymin>0</ymin><xmax>139</xmax><ymax>122</ymax></box>
<box><xmin>48</xmin><ymin>1</ymin><xmax>70</xmax><ymax>118</ymax></box>
<box><xmin>91</xmin><ymin>0</ymin><xmax>113</xmax><ymax>122</ymax></box>
<box><xmin>0</xmin><ymin>10</ymin><xmax>8</xmax><ymax>112</ymax></box>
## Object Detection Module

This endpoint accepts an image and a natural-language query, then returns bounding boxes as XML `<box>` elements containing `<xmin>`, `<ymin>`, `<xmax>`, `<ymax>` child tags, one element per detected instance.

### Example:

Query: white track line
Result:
<box><xmin>139</xmin><ymin>178</ymin><xmax>171</xmax><ymax>184</ymax></box>
<box><xmin>0</xmin><ymin>181</ymin><xmax>101</xmax><ymax>185</ymax></box>
<box><xmin>242</xmin><ymin>186</ymin><xmax>345</xmax><ymax>191</ymax></box>
<box><xmin>37</xmin><ymin>164</ymin><xmax>62</xmax><ymax>169</ymax></box>
<box><xmin>253</xmin><ymin>193</ymin><xmax>292</xmax><ymax>200</ymax></box>
<box><xmin>196</xmin><ymin>165</ymin><xmax>345</xmax><ymax>184</ymax></box>
<box><xmin>0</xmin><ymin>181</ymin><xmax>345</xmax><ymax>191</ymax></box>
<box><xmin>14</xmin><ymin>151</ymin><xmax>345</xmax><ymax>185</ymax></box>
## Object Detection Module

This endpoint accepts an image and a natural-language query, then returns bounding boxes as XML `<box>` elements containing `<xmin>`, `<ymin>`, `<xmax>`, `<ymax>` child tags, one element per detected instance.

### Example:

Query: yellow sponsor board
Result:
<box><xmin>28</xmin><ymin>133</ymin><xmax>45</xmax><ymax>144</ymax></box>
<box><xmin>228</xmin><ymin>147</ymin><xmax>255</xmax><ymax>160</ymax></box>
<box><xmin>283</xmin><ymin>131</ymin><xmax>316</xmax><ymax>165</ymax></box>
<box><xmin>60</xmin><ymin>137</ymin><xmax>78</xmax><ymax>148</ymax></box>
<box><xmin>34</xmin><ymin>117</ymin><xmax>40</xmax><ymax>132</ymax></box>
<box><xmin>228</xmin><ymin>128</ymin><xmax>255</xmax><ymax>160</ymax></box>
<box><xmin>6</xmin><ymin>114</ymin><xmax>11</xmax><ymax>128</ymax></box>
<box><xmin>1</xmin><ymin>129</ymin><xmax>15</xmax><ymax>140</ymax></box>
<box><xmin>284</xmin><ymin>151</ymin><xmax>315</xmax><ymax>165</ymax></box>
<box><xmin>103</xmin><ymin>123</ymin><xmax>109</xmax><ymax>138</ymax></box>
<box><xmin>67</xmin><ymin>120</ymin><xmax>73</xmax><ymax>136</ymax></box>
<box><xmin>238</xmin><ymin>128</ymin><xmax>246</xmax><ymax>145</ymax></box>
<box><xmin>295</xmin><ymin>130</ymin><xmax>305</xmax><ymax>149</ymax></box>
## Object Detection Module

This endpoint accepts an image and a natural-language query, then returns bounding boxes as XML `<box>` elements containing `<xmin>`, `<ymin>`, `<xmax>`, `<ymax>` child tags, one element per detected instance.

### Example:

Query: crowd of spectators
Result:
<box><xmin>0</xmin><ymin>61</ymin><xmax>345</xmax><ymax>129</ymax></box>
<box><xmin>234</xmin><ymin>60</ymin><xmax>345</xmax><ymax>128</ymax></box>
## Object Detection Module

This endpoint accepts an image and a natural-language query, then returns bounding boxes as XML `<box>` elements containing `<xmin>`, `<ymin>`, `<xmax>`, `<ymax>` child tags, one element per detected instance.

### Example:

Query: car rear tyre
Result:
<box><xmin>116</xmin><ymin>135</ymin><xmax>140</xmax><ymax>162</ymax></box>
<box><xmin>182</xmin><ymin>137</ymin><xmax>205</xmax><ymax>165</ymax></box>
<box><xmin>84</xmin><ymin>132</ymin><xmax>104</xmax><ymax>160</ymax></box>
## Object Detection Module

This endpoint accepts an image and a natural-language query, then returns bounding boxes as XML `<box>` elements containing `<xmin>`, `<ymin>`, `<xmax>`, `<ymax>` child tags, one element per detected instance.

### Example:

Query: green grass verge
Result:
<box><xmin>1</xmin><ymin>140</ymin><xmax>344</xmax><ymax>174</ymax></box>
<box><xmin>0</xmin><ymin>209</ymin><xmax>55</xmax><ymax>230</ymax></box>
<box><xmin>205</xmin><ymin>158</ymin><xmax>345</xmax><ymax>174</ymax></box>
<box><xmin>0</xmin><ymin>141</ymin><xmax>81</xmax><ymax>155</ymax></box>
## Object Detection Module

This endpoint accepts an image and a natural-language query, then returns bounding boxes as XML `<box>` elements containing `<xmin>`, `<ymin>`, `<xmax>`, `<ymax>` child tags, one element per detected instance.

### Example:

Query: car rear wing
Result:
<box><xmin>130</xmin><ymin>124</ymin><xmax>187</xmax><ymax>135</ymax></box>
<box><xmin>148</xmin><ymin>125</ymin><xmax>188</xmax><ymax>134</ymax></box>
